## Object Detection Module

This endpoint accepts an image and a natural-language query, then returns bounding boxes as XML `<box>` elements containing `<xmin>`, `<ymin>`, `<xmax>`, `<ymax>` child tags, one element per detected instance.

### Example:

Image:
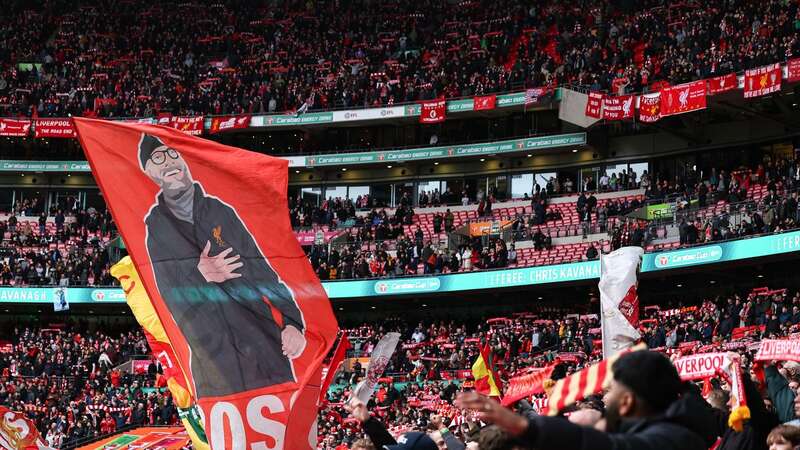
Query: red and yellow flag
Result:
<box><xmin>472</xmin><ymin>343</ymin><xmax>503</xmax><ymax>397</ymax></box>
<box><xmin>546</xmin><ymin>343</ymin><xmax>647</xmax><ymax>415</ymax></box>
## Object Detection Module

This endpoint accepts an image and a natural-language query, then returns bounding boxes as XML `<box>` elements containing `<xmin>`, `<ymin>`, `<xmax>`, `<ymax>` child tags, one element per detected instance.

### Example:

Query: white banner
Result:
<box><xmin>331</xmin><ymin>106</ymin><xmax>406</xmax><ymax>123</ymax></box>
<box><xmin>353</xmin><ymin>332</ymin><xmax>400</xmax><ymax>403</ymax></box>
<box><xmin>755</xmin><ymin>339</ymin><xmax>800</xmax><ymax>362</ymax></box>
<box><xmin>599</xmin><ymin>247</ymin><xmax>643</xmax><ymax>359</ymax></box>
<box><xmin>673</xmin><ymin>352</ymin><xmax>726</xmax><ymax>380</ymax></box>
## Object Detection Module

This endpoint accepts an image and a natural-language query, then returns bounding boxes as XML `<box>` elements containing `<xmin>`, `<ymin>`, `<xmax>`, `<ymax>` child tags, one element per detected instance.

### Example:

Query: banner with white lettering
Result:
<box><xmin>708</xmin><ymin>73</ymin><xmax>737</xmax><ymax>95</ymax></box>
<box><xmin>0</xmin><ymin>118</ymin><xmax>32</xmax><ymax>137</ymax></box>
<box><xmin>755</xmin><ymin>339</ymin><xmax>800</xmax><ymax>362</ymax></box>
<box><xmin>744</xmin><ymin>63</ymin><xmax>781</xmax><ymax>99</ymax></box>
<box><xmin>673</xmin><ymin>352</ymin><xmax>726</xmax><ymax>380</ymax></box>
<box><xmin>209</xmin><ymin>115</ymin><xmax>252</xmax><ymax>134</ymax></box>
<box><xmin>601</xmin><ymin>95</ymin><xmax>634</xmax><ymax>121</ymax></box>
<box><xmin>34</xmin><ymin>119</ymin><xmax>77</xmax><ymax>138</ymax></box>
<box><xmin>419</xmin><ymin>100</ymin><xmax>446</xmax><ymax>124</ymax></box>
<box><xmin>660</xmin><ymin>80</ymin><xmax>706</xmax><ymax>116</ymax></box>
<box><xmin>170</xmin><ymin>116</ymin><xmax>205</xmax><ymax>135</ymax></box>
<box><xmin>788</xmin><ymin>58</ymin><xmax>800</xmax><ymax>83</ymax></box>
<box><xmin>584</xmin><ymin>92</ymin><xmax>604</xmax><ymax>119</ymax></box>
<box><xmin>638</xmin><ymin>93</ymin><xmax>660</xmax><ymax>123</ymax></box>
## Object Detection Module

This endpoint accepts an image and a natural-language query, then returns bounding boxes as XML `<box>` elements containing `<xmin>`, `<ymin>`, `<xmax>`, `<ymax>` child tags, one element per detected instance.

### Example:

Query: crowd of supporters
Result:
<box><xmin>2</xmin><ymin>155</ymin><xmax>799</xmax><ymax>285</ymax></box>
<box><xmin>302</xmin><ymin>155</ymin><xmax>800</xmax><ymax>280</ymax></box>
<box><xmin>4</xmin><ymin>282</ymin><xmax>800</xmax><ymax>448</ymax></box>
<box><xmin>0</xmin><ymin>324</ymin><xmax>176</xmax><ymax>448</ymax></box>
<box><xmin>1</xmin><ymin>0</ymin><xmax>799</xmax><ymax>118</ymax></box>
<box><xmin>315</xmin><ymin>285</ymin><xmax>800</xmax><ymax>450</ymax></box>
<box><xmin>0</xmin><ymin>207</ymin><xmax>116</xmax><ymax>287</ymax></box>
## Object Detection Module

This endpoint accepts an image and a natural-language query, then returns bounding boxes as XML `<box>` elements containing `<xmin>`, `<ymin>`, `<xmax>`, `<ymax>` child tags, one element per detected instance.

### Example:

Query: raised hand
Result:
<box><xmin>344</xmin><ymin>397</ymin><xmax>370</xmax><ymax>423</ymax></box>
<box><xmin>197</xmin><ymin>240</ymin><xmax>243</xmax><ymax>283</ymax></box>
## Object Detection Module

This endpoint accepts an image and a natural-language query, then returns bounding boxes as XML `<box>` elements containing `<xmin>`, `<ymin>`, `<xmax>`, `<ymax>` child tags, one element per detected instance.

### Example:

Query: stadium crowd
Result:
<box><xmin>1</xmin><ymin>155</ymin><xmax>799</xmax><ymax>286</ymax></box>
<box><xmin>315</xmin><ymin>285</ymin><xmax>800</xmax><ymax>450</ymax></box>
<box><xmin>0</xmin><ymin>324</ymin><xmax>176</xmax><ymax>448</ymax></box>
<box><xmin>1</xmin><ymin>0</ymin><xmax>799</xmax><ymax>118</ymax></box>
<box><xmin>302</xmin><ymin>155</ymin><xmax>800</xmax><ymax>280</ymax></box>
<box><xmin>4</xmin><ymin>283</ymin><xmax>800</xmax><ymax>448</ymax></box>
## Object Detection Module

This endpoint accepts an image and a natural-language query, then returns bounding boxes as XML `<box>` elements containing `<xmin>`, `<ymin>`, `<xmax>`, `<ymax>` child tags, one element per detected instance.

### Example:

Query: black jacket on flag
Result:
<box><xmin>146</xmin><ymin>183</ymin><xmax>303</xmax><ymax>397</ymax></box>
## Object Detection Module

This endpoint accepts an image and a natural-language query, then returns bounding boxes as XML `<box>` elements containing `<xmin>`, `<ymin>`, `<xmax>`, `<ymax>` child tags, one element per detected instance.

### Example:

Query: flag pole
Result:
<box><xmin>599</xmin><ymin>251</ymin><xmax>607</xmax><ymax>359</ymax></box>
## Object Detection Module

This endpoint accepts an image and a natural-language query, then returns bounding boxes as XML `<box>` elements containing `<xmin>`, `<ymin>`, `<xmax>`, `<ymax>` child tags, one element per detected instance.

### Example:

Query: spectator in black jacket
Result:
<box><xmin>458</xmin><ymin>351</ymin><xmax>717</xmax><ymax>450</ymax></box>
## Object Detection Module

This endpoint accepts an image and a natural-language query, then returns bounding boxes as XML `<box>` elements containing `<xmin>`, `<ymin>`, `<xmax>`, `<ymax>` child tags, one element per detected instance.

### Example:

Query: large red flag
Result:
<box><xmin>708</xmin><ymin>73</ymin><xmax>737</xmax><ymax>95</ymax></box>
<box><xmin>744</xmin><ymin>63</ymin><xmax>781</xmax><ymax>98</ymax></box>
<box><xmin>72</xmin><ymin>118</ymin><xmax>338</xmax><ymax>450</ymax></box>
<box><xmin>660</xmin><ymin>80</ymin><xmax>706</xmax><ymax>116</ymax></box>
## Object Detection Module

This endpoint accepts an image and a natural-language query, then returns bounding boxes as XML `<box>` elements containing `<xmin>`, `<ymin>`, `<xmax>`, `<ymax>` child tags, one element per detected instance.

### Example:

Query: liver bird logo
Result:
<box><xmin>622</xmin><ymin>97</ymin><xmax>633</xmax><ymax>115</ymax></box>
<box><xmin>618</xmin><ymin>284</ymin><xmax>639</xmax><ymax>326</ymax></box>
<box><xmin>679</xmin><ymin>88</ymin><xmax>690</xmax><ymax>108</ymax></box>
<box><xmin>212</xmin><ymin>225</ymin><xmax>225</xmax><ymax>246</ymax></box>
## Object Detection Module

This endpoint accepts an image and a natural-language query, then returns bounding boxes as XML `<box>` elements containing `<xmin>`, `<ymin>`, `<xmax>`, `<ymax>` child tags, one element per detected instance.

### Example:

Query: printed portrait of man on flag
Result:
<box><xmin>138</xmin><ymin>133</ymin><xmax>306</xmax><ymax>398</ymax></box>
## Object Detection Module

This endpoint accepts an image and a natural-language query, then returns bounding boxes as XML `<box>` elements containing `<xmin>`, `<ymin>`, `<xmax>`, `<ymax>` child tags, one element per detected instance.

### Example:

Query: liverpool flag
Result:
<box><xmin>638</xmin><ymin>92</ymin><xmax>661</xmax><ymax>123</ymax></box>
<box><xmin>599</xmin><ymin>247</ymin><xmax>643</xmax><ymax>359</ymax></box>
<box><xmin>472</xmin><ymin>343</ymin><xmax>503</xmax><ymax>397</ymax></box>
<box><xmin>73</xmin><ymin>118</ymin><xmax>338</xmax><ymax>450</ymax></box>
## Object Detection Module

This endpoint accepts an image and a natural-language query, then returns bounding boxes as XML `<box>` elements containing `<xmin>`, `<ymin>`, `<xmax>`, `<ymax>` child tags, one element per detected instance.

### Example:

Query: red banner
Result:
<box><xmin>585</xmin><ymin>92</ymin><xmax>603</xmax><ymax>118</ymax></box>
<box><xmin>788</xmin><ymin>58</ymin><xmax>800</xmax><ymax>83</ymax></box>
<box><xmin>638</xmin><ymin>92</ymin><xmax>661</xmax><ymax>123</ymax></box>
<box><xmin>660</xmin><ymin>80</ymin><xmax>706</xmax><ymax>116</ymax></box>
<box><xmin>419</xmin><ymin>99</ymin><xmax>446</xmax><ymax>124</ymax></box>
<box><xmin>157</xmin><ymin>113</ymin><xmax>173</xmax><ymax>125</ymax></box>
<box><xmin>34</xmin><ymin>118</ymin><xmax>77</xmax><ymax>138</ymax></box>
<box><xmin>744</xmin><ymin>63</ymin><xmax>781</xmax><ymax>98</ymax></box>
<box><xmin>708</xmin><ymin>73</ymin><xmax>737</xmax><ymax>95</ymax></box>
<box><xmin>602</xmin><ymin>95</ymin><xmax>634</xmax><ymax>120</ymax></box>
<box><xmin>0</xmin><ymin>118</ymin><xmax>32</xmax><ymax>137</ymax></box>
<box><xmin>754</xmin><ymin>339</ymin><xmax>800</xmax><ymax>362</ymax></box>
<box><xmin>319</xmin><ymin>333</ymin><xmax>351</xmax><ymax>404</ymax></box>
<box><xmin>209</xmin><ymin>115</ymin><xmax>252</xmax><ymax>134</ymax></box>
<box><xmin>501</xmin><ymin>364</ymin><xmax>555</xmax><ymax>406</ymax></box>
<box><xmin>73</xmin><ymin>118</ymin><xmax>338</xmax><ymax>450</ymax></box>
<box><xmin>473</xmin><ymin>95</ymin><xmax>496</xmax><ymax>111</ymax></box>
<box><xmin>673</xmin><ymin>352</ymin><xmax>726</xmax><ymax>381</ymax></box>
<box><xmin>170</xmin><ymin>116</ymin><xmax>205</xmax><ymax>135</ymax></box>
<box><xmin>132</xmin><ymin>359</ymin><xmax>154</xmax><ymax>374</ymax></box>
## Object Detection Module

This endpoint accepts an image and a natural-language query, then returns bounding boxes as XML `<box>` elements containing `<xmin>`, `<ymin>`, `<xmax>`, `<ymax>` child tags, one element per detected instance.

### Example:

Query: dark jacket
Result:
<box><xmin>517</xmin><ymin>390</ymin><xmax>716</xmax><ymax>450</ymax></box>
<box><xmin>713</xmin><ymin>373</ymin><xmax>778</xmax><ymax>450</ymax></box>
<box><xmin>765</xmin><ymin>365</ymin><xmax>796</xmax><ymax>423</ymax></box>
<box><xmin>146</xmin><ymin>183</ymin><xmax>303</xmax><ymax>397</ymax></box>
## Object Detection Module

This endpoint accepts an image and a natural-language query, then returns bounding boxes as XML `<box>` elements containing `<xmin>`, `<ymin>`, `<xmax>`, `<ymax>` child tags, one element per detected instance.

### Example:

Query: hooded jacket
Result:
<box><xmin>517</xmin><ymin>390</ymin><xmax>717</xmax><ymax>450</ymax></box>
